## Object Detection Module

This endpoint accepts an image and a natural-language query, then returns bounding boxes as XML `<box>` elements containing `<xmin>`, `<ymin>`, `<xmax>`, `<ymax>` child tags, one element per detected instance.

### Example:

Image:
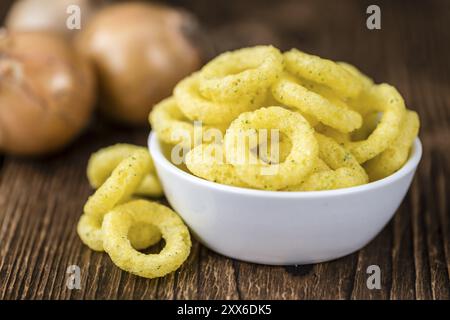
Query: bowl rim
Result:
<box><xmin>148</xmin><ymin>132</ymin><xmax>422</xmax><ymax>198</ymax></box>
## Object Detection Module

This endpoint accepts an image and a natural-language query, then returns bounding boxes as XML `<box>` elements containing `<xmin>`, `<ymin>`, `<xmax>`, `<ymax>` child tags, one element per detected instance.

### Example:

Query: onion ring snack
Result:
<box><xmin>364</xmin><ymin>110</ymin><xmax>419</xmax><ymax>181</ymax></box>
<box><xmin>345</xmin><ymin>83</ymin><xmax>406</xmax><ymax>163</ymax></box>
<box><xmin>87</xmin><ymin>144</ymin><xmax>163</xmax><ymax>197</ymax></box>
<box><xmin>224</xmin><ymin>107</ymin><xmax>318</xmax><ymax>190</ymax></box>
<box><xmin>272</xmin><ymin>75</ymin><xmax>362</xmax><ymax>132</ymax></box>
<box><xmin>199</xmin><ymin>46</ymin><xmax>283</xmax><ymax>102</ymax></box>
<box><xmin>78</xmin><ymin>149</ymin><xmax>153</xmax><ymax>251</ymax></box>
<box><xmin>102</xmin><ymin>199</ymin><xmax>191</xmax><ymax>279</ymax></box>
<box><xmin>283</xmin><ymin>49</ymin><xmax>363</xmax><ymax>99</ymax></box>
<box><xmin>288</xmin><ymin>134</ymin><xmax>368</xmax><ymax>191</ymax></box>
<box><xmin>149</xmin><ymin>97</ymin><xmax>200</xmax><ymax>148</ymax></box>
<box><xmin>174</xmin><ymin>72</ymin><xmax>263</xmax><ymax>126</ymax></box>
<box><xmin>149</xmin><ymin>96</ymin><xmax>226</xmax><ymax>149</ymax></box>
<box><xmin>185</xmin><ymin>143</ymin><xmax>248</xmax><ymax>187</ymax></box>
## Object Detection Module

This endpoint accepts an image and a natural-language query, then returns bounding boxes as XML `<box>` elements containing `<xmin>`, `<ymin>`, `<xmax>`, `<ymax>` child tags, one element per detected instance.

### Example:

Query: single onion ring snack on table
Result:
<box><xmin>87</xmin><ymin>144</ymin><xmax>163</xmax><ymax>197</ymax></box>
<box><xmin>198</xmin><ymin>45</ymin><xmax>283</xmax><ymax>102</ymax></box>
<box><xmin>224</xmin><ymin>106</ymin><xmax>318</xmax><ymax>190</ymax></box>
<box><xmin>78</xmin><ymin>149</ymin><xmax>153</xmax><ymax>251</ymax></box>
<box><xmin>102</xmin><ymin>199</ymin><xmax>191</xmax><ymax>279</ymax></box>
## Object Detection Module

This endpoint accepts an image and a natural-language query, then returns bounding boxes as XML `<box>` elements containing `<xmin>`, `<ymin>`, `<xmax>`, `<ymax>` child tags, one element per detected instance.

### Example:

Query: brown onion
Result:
<box><xmin>76</xmin><ymin>2</ymin><xmax>204</xmax><ymax>126</ymax></box>
<box><xmin>0</xmin><ymin>31</ymin><xmax>96</xmax><ymax>156</ymax></box>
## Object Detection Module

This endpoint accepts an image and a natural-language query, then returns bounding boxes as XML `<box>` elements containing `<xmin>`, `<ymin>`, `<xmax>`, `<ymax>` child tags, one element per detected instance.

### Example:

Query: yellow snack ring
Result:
<box><xmin>266</xmin><ymin>89</ymin><xmax>319</xmax><ymax>127</ymax></box>
<box><xmin>128</xmin><ymin>223</ymin><xmax>162</xmax><ymax>251</ymax></box>
<box><xmin>285</xmin><ymin>70</ymin><xmax>355</xmax><ymax>110</ymax></box>
<box><xmin>345</xmin><ymin>83</ymin><xmax>406</xmax><ymax>163</ymax></box>
<box><xmin>338</xmin><ymin>62</ymin><xmax>374</xmax><ymax>89</ymax></box>
<box><xmin>224</xmin><ymin>106</ymin><xmax>318</xmax><ymax>190</ymax></box>
<box><xmin>199</xmin><ymin>45</ymin><xmax>283</xmax><ymax>102</ymax></box>
<box><xmin>299</xmin><ymin>168</ymin><xmax>367</xmax><ymax>191</ymax></box>
<box><xmin>78</xmin><ymin>213</ymin><xmax>162</xmax><ymax>252</ymax></box>
<box><xmin>185</xmin><ymin>143</ymin><xmax>249</xmax><ymax>188</ymax></box>
<box><xmin>174</xmin><ymin>72</ymin><xmax>263</xmax><ymax>126</ymax></box>
<box><xmin>338</xmin><ymin>64</ymin><xmax>376</xmax><ymax>117</ymax></box>
<box><xmin>149</xmin><ymin>96</ymin><xmax>199</xmax><ymax>148</ymax></box>
<box><xmin>297</xmin><ymin>76</ymin><xmax>363</xmax><ymax>129</ymax></box>
<box><xmin>84</xmin><ymin>149</ymin><xmax>151</xmax><ymax>219</ymax></box>
<box><xmin>315</xmin><ymin>123</ymin><xmax>351</xmax><ymax>145</ymax></box>
<box><xmin>87</xmin><ymin>144</ymin><xmax>163</xmax><ymax>197</ymax></box>
<box><xmin>311</xmin><ymin>157</ymin><xmax>331</xmax><ymax>173</ymax></box>
<box><xmin>272</xmin><ymin>76</ymin><xmax>362</xmax><ymax>132</ymax></box>
<box><xmin>289</xmin><ymin>134</ymin><xmax>368</xmax><ymax>191</ymax></box>
<box><xmin>364</xmin><ymin>110</ymin><xmax>419</xmax><ymax>181</ymax></box>
<box><xmin>351</xmin><ymin>112</ymin><xmax>381</xmax><ymax>141</ymax></box>
<box><xmin>284</xmin><ymin>49</ymin><xmax>362</xmax><ymax>99</ymax></box>
<box><xmin>149</xmin><ymin>96</ymin><xmax>226</xmax><ymax>148</ymax></box>
<box><xmin>78</xmin><ymin>150</ymin><xmax>152</xmax><ymax>251</ymax></box>
<box><xmin>102</xmin><ymin>199</ymin><xmax>191</xmax><ymax>279</ymax></box>
<box><xmin>315</xmin><ymin>133</ymin><xmax>364</xmax><ymax>174</ymax></box>
<box><xmin>283</xmin><ymin>157</ymin><xmax>330</xmax><ymax>191</ymax></box>
<box><xmin>257</xmin><ymin>131</ymin><xmax>293</xmax><ymax>164</ymax></box>
<box><xmin>77</xmin><ymin>214</ymin><xmax>104</xmax><ymax>251</ymax></box>
<box><xmin>137</xmin><ymin>175</ymin><xmax>164</xmax><ymax>197</ymax></box>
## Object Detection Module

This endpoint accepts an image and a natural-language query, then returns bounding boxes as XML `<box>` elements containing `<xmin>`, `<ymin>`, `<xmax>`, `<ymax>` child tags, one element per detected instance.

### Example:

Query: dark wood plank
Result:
<box><xmin>0</xmin><ymin>0</ymin><xmax>449</xmax><ymax>300</ymax></box>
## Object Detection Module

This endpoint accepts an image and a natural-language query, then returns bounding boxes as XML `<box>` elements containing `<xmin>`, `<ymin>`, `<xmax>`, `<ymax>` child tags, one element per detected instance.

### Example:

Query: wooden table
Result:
<box><xmin>1</xmin><ymin>0</ymin><xmax>449</xmax><ymax>300</ymax></box>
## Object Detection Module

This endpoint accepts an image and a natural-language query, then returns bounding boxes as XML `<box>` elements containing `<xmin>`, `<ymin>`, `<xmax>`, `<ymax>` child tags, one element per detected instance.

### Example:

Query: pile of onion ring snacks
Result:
<box><xmin>149</xmin><ymin>45</ymin><xmax>420</xmax><ymax>190</ymax></box>
<box><xmin>77</xmin><ymin>144</ymin><xmax>191</xmax><ymax>279</ymax></box>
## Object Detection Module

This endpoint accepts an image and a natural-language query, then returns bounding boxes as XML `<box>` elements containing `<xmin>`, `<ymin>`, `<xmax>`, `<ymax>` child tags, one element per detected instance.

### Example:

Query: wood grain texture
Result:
<box><xmin>0</xmin><ymin>0</ymin><xmax>449</xmax><ymax>300</ymax></box>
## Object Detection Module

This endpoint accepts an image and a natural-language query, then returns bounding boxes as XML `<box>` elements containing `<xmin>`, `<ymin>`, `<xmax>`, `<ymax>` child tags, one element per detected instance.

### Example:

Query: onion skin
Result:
<box><xmin>77</xmin><ymin>2</ymin><xmax>203</xmax><ymax>126</ymax></box>
<box><xmin>0</xmin><ymin>31</ymin><xmax>96</xmax><ymax>156</ymax></box>
<box><xmin>5</xmin><ymin>0</ymin><xmax>101</xmax><ymax>37</ymax></box>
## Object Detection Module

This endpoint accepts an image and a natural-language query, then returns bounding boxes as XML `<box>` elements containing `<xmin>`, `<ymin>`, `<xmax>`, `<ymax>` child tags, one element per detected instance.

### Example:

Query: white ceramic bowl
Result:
<box><xmin>149</xmin><ymin>133</ymin><xmax>422</xmax><ymax>265</ymax></box>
